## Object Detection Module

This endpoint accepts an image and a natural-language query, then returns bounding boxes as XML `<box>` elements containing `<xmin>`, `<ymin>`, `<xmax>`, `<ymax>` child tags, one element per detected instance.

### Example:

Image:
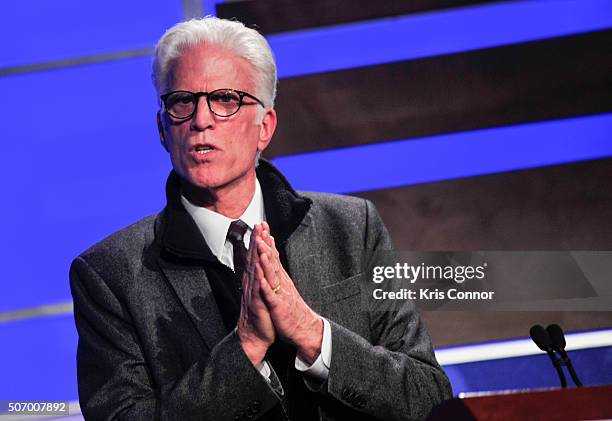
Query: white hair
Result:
<box><xmin>152</xmin><ymin>17</ymin><xmax>278</xmax><ymax>109</ymax></box>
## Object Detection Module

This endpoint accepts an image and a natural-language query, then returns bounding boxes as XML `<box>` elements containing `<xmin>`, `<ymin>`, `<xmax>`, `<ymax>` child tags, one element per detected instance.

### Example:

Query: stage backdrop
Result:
<box><xmin>0</xmin><ymin>0</ymin><xmax>611</xmax><ymax>414</ymax></box>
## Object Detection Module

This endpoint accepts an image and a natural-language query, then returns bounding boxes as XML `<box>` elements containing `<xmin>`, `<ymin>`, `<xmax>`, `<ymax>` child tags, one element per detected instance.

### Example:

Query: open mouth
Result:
<box><xmin>194</xmin><ymin>145</ymin><xmax>214</xmax><ymax>154</ymax></box>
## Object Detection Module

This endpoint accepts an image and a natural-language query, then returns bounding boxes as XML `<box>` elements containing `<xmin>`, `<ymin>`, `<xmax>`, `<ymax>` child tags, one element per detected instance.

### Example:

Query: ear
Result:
<box><xmin>257</xmin><ymin>108</ymin><xmax>277</xmax><ymax>154</ymax></box>
<box><xmin>157</xmin><ymin>111</ymin><xmax>169</xmax><ymax>152</ymax></box>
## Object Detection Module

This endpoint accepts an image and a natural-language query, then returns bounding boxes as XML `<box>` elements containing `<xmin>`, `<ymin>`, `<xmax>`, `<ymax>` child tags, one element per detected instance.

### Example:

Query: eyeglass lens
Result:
<box><xmin>164</xmin><ymin>90</ymin><xmax>242</xmax><ymax>118</ymax></box>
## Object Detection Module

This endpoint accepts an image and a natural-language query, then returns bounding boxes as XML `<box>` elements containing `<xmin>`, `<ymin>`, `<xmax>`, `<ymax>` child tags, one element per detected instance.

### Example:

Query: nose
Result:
<box><xmin>190</xmin><ymin>95</ymin><xmax>213</xmax><ymax>131</ymax></box>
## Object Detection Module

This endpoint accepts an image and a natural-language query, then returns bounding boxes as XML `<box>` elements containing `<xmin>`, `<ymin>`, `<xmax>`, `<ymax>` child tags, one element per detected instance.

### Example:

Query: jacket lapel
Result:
<box><xmin>156</xmin><ymin>172</ymin><xmax>228</xmax><ymax>351</ymax></box>
<box><xmin>284</xmin><ymin>212</ymin><xmax>322</xmax><ymax>312</ymax></box>
<box><xmin>157</xmin><ymin>257</ymin><xmax>227</xmax><ymax>352</ymax></box>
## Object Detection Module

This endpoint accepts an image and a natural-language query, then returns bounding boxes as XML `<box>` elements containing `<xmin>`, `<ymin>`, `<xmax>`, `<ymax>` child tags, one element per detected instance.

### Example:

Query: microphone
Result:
<box><xmin>546</xmin><ymin>324</ymin><xmax>583</xmax><ymax>387</ymax></box>
<box><xmin>530</xmin><ymin>324</ymin><xmax>567</xmax><ymax>388</ymax></box>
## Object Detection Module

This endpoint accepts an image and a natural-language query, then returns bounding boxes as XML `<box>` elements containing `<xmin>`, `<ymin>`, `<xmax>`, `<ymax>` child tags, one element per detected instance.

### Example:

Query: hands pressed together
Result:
<box><xmin>236</xmin><ymin>222</ymin><xmax>323</xmax><ymax>368</ymax></box>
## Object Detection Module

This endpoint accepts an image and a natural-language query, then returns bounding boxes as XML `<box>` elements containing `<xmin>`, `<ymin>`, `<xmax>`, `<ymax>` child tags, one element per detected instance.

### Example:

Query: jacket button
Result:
<box><xmin>252</xmin><ymin>400</ymin><xmax>261</xmax><ymax>412</ymax></box>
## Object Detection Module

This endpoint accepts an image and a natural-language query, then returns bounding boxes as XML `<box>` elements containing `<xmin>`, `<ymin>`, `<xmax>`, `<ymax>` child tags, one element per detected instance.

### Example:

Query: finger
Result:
<box><xmin>260</xmin><ymin>253</ymin><xmax>278</xmax><ymax>289</ymax></box>
<box><xmin>269</xmin><ymin>235</ymin><xmax>281</xmax><ymax>271</ymax></box>
<box><xmin>256</xmin><ymin>240</ymin><xmax>276</xmax><ymax>277</ymax></box>
<box><xmin>254</xmin><ymin>261</ymin><xmax>267</xmax><ymax>288</ymax></box>
<box><xmin>251</xmin><ymin>280</ymin><xmax>269</xmax><ymax>312</ymax></box>
<box><xmin>256</xmin><ymin>236</ymin><xmax>271</xmax><ymax>256</ymax></box>
<box><xmin>255</xmin><ymin>224</ymin><xmax>267</xmax><ymax>245</ymax></box>
<box><xmin>259</xmin><ymin>262</ymin><xmax>281</xmax><ymax>309</ymax></box>
<box><xmin>260</xmin><ymin>243</ymin><xmax>287</xmax><ymax>293</ymax></box>
<box><xmin>256</xmin><ymin>223</ymin><xmax>266</xmax><ymax>238</ymax></box>
<box><xmin>254</xmin><ymin>262</ymin><xmax>274</xmax><ymax>300</ymax></box>
<box><xmin>255</xmin><ymin>224</ymin><xmax>269</xmax><ymax>248</ymax></box>
<box><xmin>266</xmin><ymin>233</ymin><xmax>279</xmax><ymax>263</ymax></box>
<box><xmin>255</xmin><ymin>223</ymin><xmax>264</xmax><ymax>238</ymax></box>
<box><xmin>258</xmin><ymin>223</ymin><xmax>276</xmax><ymax>252</ymax></box>
<box><xmin>257</xmin><ymin>225</ymin><xmax>288</xmax><ymax>290</ymax></box>
<box><xmin>258</xmin><ymin>230</ymin><xmax>281</xmax><ymax>276</ymax></box>
<box><xmin>261</xmin><ymin>230</ymin><xmax>281</xmax><ymax>269</ymax></box>
<box><xmin>262</xmin><ymin>253</ymin><xmax>289</xmax><ymax>301</ymax></box>
<box><xmin>260</xmin><ymin>226</ymin><xmax>274</xmax><ymax>248</ymax></box>
<box><xmin>246</xmin><ymin>268</ymin><xmax>270</xmax><ymax>317</ymax></box>
<box><xmin>269</xmin><ymin>234</ymin><xmax>279</xmax><ymax>258</ymax></box>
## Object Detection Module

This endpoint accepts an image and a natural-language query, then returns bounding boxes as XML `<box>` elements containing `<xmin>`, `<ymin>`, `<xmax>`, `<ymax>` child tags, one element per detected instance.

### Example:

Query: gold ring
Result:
<box><xmin>272</xmin><ymin>284</ymin><xmax>281</xmax><ymax>294</ymax></box>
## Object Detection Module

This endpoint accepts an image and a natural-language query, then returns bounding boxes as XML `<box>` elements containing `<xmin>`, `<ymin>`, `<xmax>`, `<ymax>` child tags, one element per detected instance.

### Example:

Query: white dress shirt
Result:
<box><xmin>180</xmin><ymin>180</ymin><xmax>331</xmax><ymax>382</ymax></box>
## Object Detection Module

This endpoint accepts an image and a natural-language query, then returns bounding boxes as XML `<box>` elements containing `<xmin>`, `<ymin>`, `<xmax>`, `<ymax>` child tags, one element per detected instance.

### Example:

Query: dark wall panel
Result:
<box><xmin>357</xmin><ymin>158</ymin><xmax>612</xmax><ymax>251</ymax></box>
<box><xmin>268</xmin><ymin>30</ymin><xmax>612</xmax><ymax>157</ymax></box>
<box><xmin>355</xmin><ymin>158</ymin><xmax>612</xmax><ymax>346</ymax></box>
<box><xmin>217</xmin><ymin>0</ymin><xmax>494</xmax><ymax>34</ymax></box>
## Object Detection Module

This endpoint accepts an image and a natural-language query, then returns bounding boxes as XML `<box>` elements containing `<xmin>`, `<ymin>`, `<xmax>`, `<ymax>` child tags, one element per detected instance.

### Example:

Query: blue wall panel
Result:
<box><xmin>268</xmin><ymin>0</ymin><xmax>612</xmax><ymax>78</ymax></box>
<box><xmin>0</xmin><ymin>315</ymin><xmax>78</xmax><ymax>400</ymax></box>
<box><xmin>444</xmin><ymin>346</ymin><xmax>612</xmax><ymax>393</ymax></box>
<box><xmin>273</xmin><ymin>113</ymin><xmax>612</xmax><ymax>194</ymax></box>
<box><xmin>0</xmin><ymin>58</ymin><xmax>171</xmax><ymax>312</ymax></box>
<box><xmin>0</xmin><ymin>0</ymin><xmax>183</xmax><ymax>68</ymax></box>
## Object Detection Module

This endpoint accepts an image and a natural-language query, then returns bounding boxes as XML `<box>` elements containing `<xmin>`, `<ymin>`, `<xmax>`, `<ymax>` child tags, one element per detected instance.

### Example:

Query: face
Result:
<box><xmin>157</xmin><ymin>44</ymin><xmax>276</xmax><ymax>197</ymax></box>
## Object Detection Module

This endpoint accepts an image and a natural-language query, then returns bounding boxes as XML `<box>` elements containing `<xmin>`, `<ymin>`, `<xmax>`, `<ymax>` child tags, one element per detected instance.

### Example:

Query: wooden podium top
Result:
<box><xmin>428</xmin><ymin>385</ymin><xmax>612</xmax><ymax>421</ymax></box>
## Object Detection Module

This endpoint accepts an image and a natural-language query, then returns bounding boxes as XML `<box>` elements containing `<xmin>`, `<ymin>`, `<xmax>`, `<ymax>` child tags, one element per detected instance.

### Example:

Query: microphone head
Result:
<box><xmin>530</xmin><ymin>324</ymin><xmax>553</xmax><ymax>352</ymax></box>
<box><xmin>546</xmin><ymin>324</ymin><xmax>566</xmax><ymax>351</ymax></box>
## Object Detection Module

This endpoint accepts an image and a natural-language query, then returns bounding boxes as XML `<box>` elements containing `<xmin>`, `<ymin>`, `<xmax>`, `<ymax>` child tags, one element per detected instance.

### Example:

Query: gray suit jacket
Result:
<box><xmin>70</xmin><ymin>160</ymin><xmax>451</xmax><ymax>421</ymax></box>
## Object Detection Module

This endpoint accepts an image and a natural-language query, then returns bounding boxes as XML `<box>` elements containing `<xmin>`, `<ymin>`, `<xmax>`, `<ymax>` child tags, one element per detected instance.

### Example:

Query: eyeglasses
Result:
<box><xmin>160</xmin><ymin>89</ymin><xmax>265</xmax><ymax>119</ymax></box>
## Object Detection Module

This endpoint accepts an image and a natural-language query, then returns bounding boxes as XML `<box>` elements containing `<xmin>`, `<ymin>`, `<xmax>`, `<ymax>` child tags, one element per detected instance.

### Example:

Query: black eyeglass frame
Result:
<box><xmin>160</xmin><ymin>89</ymin><xmax>265</xmax><ymax>119</ymax></box>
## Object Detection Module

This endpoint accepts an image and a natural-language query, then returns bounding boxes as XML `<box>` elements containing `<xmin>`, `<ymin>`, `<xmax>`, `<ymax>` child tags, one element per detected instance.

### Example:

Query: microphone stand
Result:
<box><xmin>547</xmin><ymin>324</ymin><xmax>583</xmax><ymax>387</ymax></box>
<box><xmin>530</xmin><ymin>325</ymin><xmax>567</xmax><ymax>388</ymax></box>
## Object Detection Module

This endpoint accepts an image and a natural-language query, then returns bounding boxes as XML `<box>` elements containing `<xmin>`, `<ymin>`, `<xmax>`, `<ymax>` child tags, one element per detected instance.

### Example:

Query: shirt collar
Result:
<box><xmin>160</xmin><ymin>160</ymin><xmax>312</xmax><ymax>261</ymax></box>
<box><xmin>180</xmin><ymin>179</ymin><xmax>265</xmax><ymax>259</ymax></box>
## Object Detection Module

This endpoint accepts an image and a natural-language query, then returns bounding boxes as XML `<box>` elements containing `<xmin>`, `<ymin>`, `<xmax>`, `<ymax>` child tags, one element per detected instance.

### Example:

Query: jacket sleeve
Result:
<box><xmin>70</xmin><ymin>256</ymin><xmax>284</xmax><ymax>421</ymax></box>
<box><xmin>324</xmin><ymin>200</ymin><xmax>452</xmax><ymax>421</ymax></box>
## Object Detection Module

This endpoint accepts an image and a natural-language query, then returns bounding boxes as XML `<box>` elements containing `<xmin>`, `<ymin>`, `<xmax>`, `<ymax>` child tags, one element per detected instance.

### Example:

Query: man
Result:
<box><xmin>70</xmin><ymin>17</ymin><xmax>451</xmax><ymax>421</ymax></box>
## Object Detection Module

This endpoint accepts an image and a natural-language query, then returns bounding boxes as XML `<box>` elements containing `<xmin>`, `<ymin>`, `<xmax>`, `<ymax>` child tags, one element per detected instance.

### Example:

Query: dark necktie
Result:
<box><xmin>226</xmin><ymin>220</ymin><xmax>249</xmax><ymax>284</ymax></box>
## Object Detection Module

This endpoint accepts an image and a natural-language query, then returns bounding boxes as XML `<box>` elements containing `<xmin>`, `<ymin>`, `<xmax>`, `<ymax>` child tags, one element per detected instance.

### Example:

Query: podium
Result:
<box><xmin>428</xmin><ymin>385</ymin><xmax>612</xmax><ymax>420</ymax></box>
